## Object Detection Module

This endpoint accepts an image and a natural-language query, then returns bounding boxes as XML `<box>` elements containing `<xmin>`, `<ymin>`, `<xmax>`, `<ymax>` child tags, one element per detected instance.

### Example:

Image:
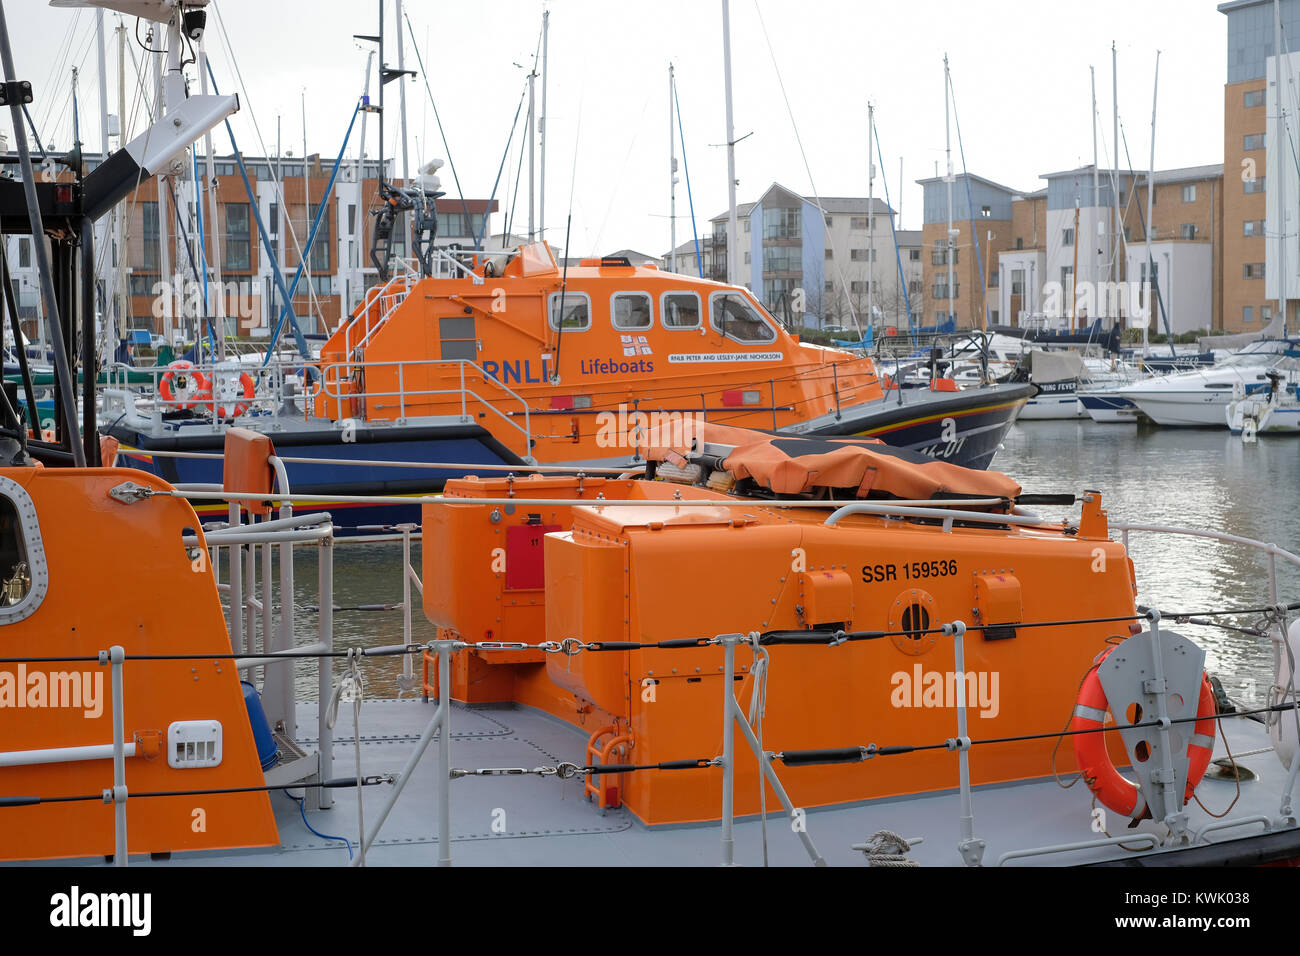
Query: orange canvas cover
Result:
<box><xmin>651</xmin><ymin>421</ymin><xmax>1021</xmax><ymax>502</ymax></box>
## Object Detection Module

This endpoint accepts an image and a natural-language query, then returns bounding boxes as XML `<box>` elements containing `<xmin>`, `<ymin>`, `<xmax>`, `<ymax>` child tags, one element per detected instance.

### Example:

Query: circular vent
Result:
<box><xmin>889</xmin><ymin>589</ymin><xmax>938</xmax><ymax>657</ymax></box>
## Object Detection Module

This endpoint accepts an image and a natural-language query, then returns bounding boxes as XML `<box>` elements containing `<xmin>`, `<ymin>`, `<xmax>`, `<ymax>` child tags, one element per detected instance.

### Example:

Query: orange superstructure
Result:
<box><xmin>422</xmin><ymin>428</ymin><xmax>1138</xmax><ymax>826</ymax></box>
<box><xmin>0</xmin><ymin>467</ymin><xmax>278</xmax><ymax>861</ymax></box>
<box><xmin>315</xmin><ymin>244</ymin><xmax>884</xmax><ymax>464</ymax></box>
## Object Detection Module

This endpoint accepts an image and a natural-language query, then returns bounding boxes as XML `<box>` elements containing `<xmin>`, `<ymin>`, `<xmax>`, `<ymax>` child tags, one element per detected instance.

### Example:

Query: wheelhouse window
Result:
<box><xmin>611</xmin><ymin>293</ymin><xmax>652</xmax><ymax>331</ymax></box>
<box><xmin>548</xmin><ymin>291</ymin><xmax>591</xmax><ymax>331</ymax></box>
<box><xmin>709</xmin><ymin>292</ymin><xmax>777</xmax><ymax>344</ymax></box>
<box><xmin>661</xmin><ymin>291</ymin><xmax>701</xmax><ymax>329</ymax></box>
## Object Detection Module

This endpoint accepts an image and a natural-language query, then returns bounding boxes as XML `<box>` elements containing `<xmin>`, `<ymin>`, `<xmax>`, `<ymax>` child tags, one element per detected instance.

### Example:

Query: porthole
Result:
<box><xmin>889</xmin><ymin>589</ymin><xmax>937</xmax><ymax>657</ymax></box>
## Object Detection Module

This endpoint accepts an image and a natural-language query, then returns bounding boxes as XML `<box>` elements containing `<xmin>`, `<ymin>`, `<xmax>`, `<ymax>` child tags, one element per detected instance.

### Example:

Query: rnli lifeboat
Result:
<box><xmin>105</xmin><ymin>242</ymin><xmax>1034</xmax><ymax>529</ymax></box>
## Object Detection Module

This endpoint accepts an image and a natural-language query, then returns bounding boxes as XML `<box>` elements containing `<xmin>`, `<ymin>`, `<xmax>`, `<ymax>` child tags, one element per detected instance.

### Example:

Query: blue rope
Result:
<box><xmin>673</xmin><ymin>81</ymin><xmax>703</xmax><ymax>276</ymax></box>
<box><xmin>284</xmin><ymin>791</ymin><xmax>352</xmax><ymax>859</ymax></box>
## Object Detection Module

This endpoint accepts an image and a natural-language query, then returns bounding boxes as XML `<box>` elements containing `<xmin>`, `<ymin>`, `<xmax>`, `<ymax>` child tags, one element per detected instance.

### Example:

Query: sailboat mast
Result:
<box><xmin>867</xmin><ymin>101</ymin><xmax>875</xmax><ymax>331</ymax></box>
<box><xmin>1112</xmin><ymin>42</ymin><xmax>1120</xmax><ymax>290</ymax></box>
<box><xmin>154</xmin><ymin>42</ymin><xmax>172</xmax><ymax>344</ymax></box>
<box><xmin>116</xmin><ymin>20</ymin><xmax>128</xmax><ymax>352</ymax></box>
<box><xmin>302</xmin><ymin>90</ymin><xmax>311</xmax><ymax>330</ymax></box>
<box><xmin>1091</xmin><ymin>65</ymin><xmax>1101</xmax><ymax>323</ymax></box>
<box><xmin>528</xmin><ymin>58</ymin><xmax>536</xmax><ymax>242</ymax></box>
<box><xmin>540</xmin><ymin>8</ymin><xmax>548</xmax><ymax>242</ymax></box>
<box><xmin>1276</xmin><ymin>0</ymin><xmax>1287</xmax><ymax>336</ymax></box>
<box><xmin>1072</xmin><ymin>181</ymin><xmax>1080</xmax><ymax>332</ymax></box>
<box><xmin>669</xmin><ymin>63</ymin><xmax>677</xmax><ymax>275</ymax></box>
<box><xmin>1144</xmin><ymin>51</ymin><xmax>1160</xmax><ymax>356</ymax></box>
<box><xmin>944</xmin><ymin>54</ymin><xmax>954</xmax><ymax>329</ymax></box>
<box><xmin>395</xmin><ymin>0</ymin><xmax>409</xmax><ymax>188</ymax></box>
<box><xmin>199</xmin><ymin>24</ymin><xmax>223</xmax><ymax>359</ymax></box>
<box><xmin>95</xmin><ymin>10</ymin><xmax>112</xmax><ymax>365</ymax></box>
<box><xmin>722</xmin><ymin>0</ymin><xmax>739</xmax><ymax>286</ymax></box>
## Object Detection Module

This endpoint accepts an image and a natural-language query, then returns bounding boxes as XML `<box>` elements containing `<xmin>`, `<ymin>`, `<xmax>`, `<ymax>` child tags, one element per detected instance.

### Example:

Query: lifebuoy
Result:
<box><xmin>204</xmin><ymin>369</ymin><xmax>257</xmax><ymax>419</ymax></box>
<box><xmin>159</xmin><ymin>361</ymin><xmax>208</xmax><ymax>410</ymax></box>
<box><xmin>1070</xmin><ymin>645</ymin><xmax>1217</xmax><ymax>820</ymax></box>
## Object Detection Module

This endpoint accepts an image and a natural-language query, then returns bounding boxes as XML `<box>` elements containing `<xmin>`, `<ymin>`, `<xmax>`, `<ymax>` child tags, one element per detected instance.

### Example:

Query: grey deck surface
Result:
<box><xmin>50</xmin><ymin>697</ymin><xmax>1294</xmax><ymax>868</ymax></box>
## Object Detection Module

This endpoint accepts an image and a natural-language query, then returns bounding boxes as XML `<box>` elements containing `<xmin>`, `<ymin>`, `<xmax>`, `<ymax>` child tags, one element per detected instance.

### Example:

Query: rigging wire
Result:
<box><xmin>672</xmin><ymin>76</ymin><xmax>704</xmax><ymax>276</ymax></box>
<box><xmin>752</xmin><ymin>0</ymin><xmax>859</xmax><ymax>333</ymax></box>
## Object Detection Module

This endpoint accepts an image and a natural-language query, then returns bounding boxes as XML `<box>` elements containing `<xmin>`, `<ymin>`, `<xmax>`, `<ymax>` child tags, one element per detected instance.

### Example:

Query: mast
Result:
<box><xmin>669</xmin><ymin>63</ymin><xmax>677</xmax><ymax>274</ymax></box>
<box><xmin>199</xmin><ymin>22</ymin><xmax>223</xmax><ymax>359</ymax></box>
<box><xmin>1144</xmin><ymin>51</ymin><xmax>1160</xmax><ymax>356</ymax></box>
<box><xmin>1091</xmin><ymin>65</ymin><xmax>1101</xmax><ymax>324</ymax></box>
<box><xmin>302</xmin><ymin>90</ymin><xmax>310</xmax><ymax>329</ymax></box>
<box><xmin>527</xmin><ymin>57</ymin><xmax>535</xmax><ymax>242</ymax></box>
<box><xmin>866</xmin><ymin>101</ymin><xmax>875</xmax><ymax>330</ymax></box>
<box><xmin>115</xmin><ymin>20</ymin><xmax>128</xmax><ymax>353</ymax></box>
<box><xmin>1112</xmin><ymin>42</ymin><xmax>1121</xmax><ymax>289</ymax></box>
<box><xmin>1276</xmin><ymin>0</ymin><xmax>1288</xmax><ymax>336</ymax></box>
<box><xmin>722</xmin><ymin>0</ymin><xmax>739</xmax><ymax>285</ymax></box>
<box><xmin>95</xmin><ymin>9</ymin><xmax>112</xmax><ymax>365</ymax></box>
<box><xmin>944</xmin><ymin>54</ymin><xmax>954</xmax><ymax>328</ymax></box>
<box><xmin>356</xmin><ymin>50</ymin><xmax>374</xmax><ymax>302</ymax></box>
<box><xmin>539</xmin><ymin>8</ymin><xmax>548</xmax><ymax>242</ymax></box>
<box><xmin>395</xmin><ymin>0</ymin><xmax>409</xmax><ymax>188</ymax></box>
<box><xmin>1071</xmin><ymin>181</ymin><xmax>1080</xmax><ymax>332</ymax></box>
<box><xmin>153</xmin><ymin>39</ymin><xmax>172</xmax><ymax>345</ymax></box>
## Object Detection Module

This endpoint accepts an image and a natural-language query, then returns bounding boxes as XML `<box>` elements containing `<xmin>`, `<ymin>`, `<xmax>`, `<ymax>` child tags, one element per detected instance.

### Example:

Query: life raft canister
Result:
<box><xmin>159</xmin><ymin>360</ymin><xmax>209</xmax><ymax>410</ymax></box>
<box><xmin>204</xmin><ymin>369</ymin><xmax>257</xmax><ymax>420</ymax></box>
<box><xmin>1070</xmin><ymin>645</ymin><xmax>1217</xmax><ymax>820</ymax></box>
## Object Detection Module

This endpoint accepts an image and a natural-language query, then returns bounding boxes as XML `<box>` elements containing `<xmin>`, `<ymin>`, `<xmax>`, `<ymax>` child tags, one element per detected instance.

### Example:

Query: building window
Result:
<box><xmin>1245</xmin><ymin>219</ymin><xmax>1265</xmax><ymax>236</ymax></box>
<box><xmin>980</xmin><ymin>205</ymin><xmax>992</xmax><ymax>218</ymax></box>
<box><xmin>933</xmin><ymin>281</ymin><xmax>958</xmax><ymax>298</ymax></box>
<box><xmin>824</xmin><ymin>248</ymin><xmax>834</xmax><ymax>260</ymax></box>
<box><xmin>1245</xmin><ymin>89</ymin><xmax>1266</xmax><ymax>108</ymax></box>
<box><xmin>762</xmin><ymin>245</ymin><xmax>799</xmax><ymax>273</ymax></box>
<box><xmin>991</xmin><ymin>310</ymin><xmax>999</xmax><ymax>323</ymax></box>
<box><xmin>347</xmin><ymin>203</ymin><xmax>356</xmax><ymax>234</ymax></box>
<box><xmin>1180</xmin><ymin>224</ymin><xmax>1198</xmax><ymax>240</ymax></box>
<box><xmin>1182</xmin><ymin>184</ymin><xmax>1198</xmax><ymax>203</ymax></box>
<box><xmin>909</xmin><ymin>249</ymin><xmax>920</xmax><ymax>261</ymax></box>
<box><xmin>824</xmin><ymin>214</ymin><xmax>833</xmax><ymax>227</ymax></box>
<box><xmin>850</xmin><ymin>248</ymin><xmax>874</xmax><ymax>262</ymax></box>
<box><xmin>1244</xmin><ymin>262</ymin><xmax>1265</xmax><ymax>279</ymax></box>
<box><xmin>224</xmin><ymin>203</ymin><xmax>251</xmax><ymax>271</ymax></box>
<box><xmin>1243</xmin><ymin>306</ymin><xmax>1254</xmax><ymax>324</ymax></box>
<box><xmin>850</xmin><ymin>281</ymin><xmax>870</xmax><ymax>294</ymax></box>
<box><xmin>128</xmin><ymin>274</ymin><xmax>158</xmax><ymax>296</ymax></box>
<box><xmin>743</xmin><ymin>219</ymin><xmax>750</xmax><ymax>233</ymax></box>
<box><xmin>989</xmin><ymin>271</ymin><xmax>999</xmax><ymax>288</ymax></box>
<box><xmin>268</xmin><ymin>201</ymin><xmax>280</xmax><ymax>262</ymax></box>
<box><xmin>1263</xmin><ymin>305</ymin><xmax>1274</xmax><ymax>323</ymax></box>
<box><xmin>1010</xmin><ymin>269</ymin><xmax>1025</xmax><ymax>295</ymax></box>
<box><xmin>141</xmin><ymin>202</ymin><xmax>159</xmax><ymax>272</ymax></box>
<box><xmin>16</xmin><ymin>237</ymin><xmax>30</xmax><ymax>268</ymax></box>
<box><xmin>1016</xmin><ymin>237</ymin><xmax>1024</xmax><ymax>250</ymax></box>
<box><xmin>1061</xmin><ymin>265</ymin><xmax>1074</xmax><ymax>286</ymax></box>
<box><xmin>1244</xmin><ymin>134</ymin><xmax>1266</xmax><ymax>152</ymax></box>
<box><xmin>744</xmin><ymin>251</ymin><xmax>751</xmax><ymax>264</ymax></box>
<box><xmin>1245</xmin><ymin>178</ymin><xmax>1266</xmax><ymax>194</ymax></box>
<box><xmin>435</xmin><ymin>212</ymin><xmax>486</xmax><ymax>239</ymax></box>
<box><xmin>909</xmin><ymin>280</ymin><xmax>921</xmax><ymax>294</ymax></box>
<box><xmin>1063</xmin><ymin>228</ymin><xmax>1074</xmax><ymax>246</ymax></box>
<box><xmin>762</xmin><ymin>206</ymin><xmax>800</xmax><ymax>240</ymax></box>
<box><xmin>825</xmin><ymin>280</ymin><xmax>834</xmax><ymax>293</ymax></box>
<box><xmin>1124</xmin><ymin>227</ymin><xmax>1132</xmax><ymax>242</ymax></box>
<box><xmin>931</xmin><ymin>243</ymin><xmax>958</xmax><ymax>266</ymax></box>
<box><xmin>850</xmin><ymin>216</ymin><xmax>868</xmax><ymax>230</ymax></box>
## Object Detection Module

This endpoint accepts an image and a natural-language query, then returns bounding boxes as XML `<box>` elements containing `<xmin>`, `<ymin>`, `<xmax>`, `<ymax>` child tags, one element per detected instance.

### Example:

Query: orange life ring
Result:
<box><xmin>205</xmin><ymin>370</ymin><xmax>257</xmax><ymax>419</ymax></box>
<box><xmin>881</xmin><ymin>374</ymin><xmax>898</xmax><ymax>391</ymax></box>
<box><xmin>1070</xmin><ymin>645</ymin><xmax>1217</xmax><ymax>820</ymax></box>
<box><xmin>159</xmin><ymin>361</ymin><xmax>209</xmax><ymax>410</ymax></box>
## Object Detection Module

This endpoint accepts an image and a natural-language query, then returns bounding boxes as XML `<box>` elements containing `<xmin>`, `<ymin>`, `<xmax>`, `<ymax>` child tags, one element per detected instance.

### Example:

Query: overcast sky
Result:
<box><xmin>13</xmin><ymin>0</ymin><xmax>1228</xmax><ymax>257</ymax></box>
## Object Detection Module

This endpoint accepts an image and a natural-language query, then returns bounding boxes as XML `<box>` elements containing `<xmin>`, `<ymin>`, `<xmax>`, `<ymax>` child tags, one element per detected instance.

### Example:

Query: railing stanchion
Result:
<box><xmin>107</xmin><ymin>645</ymin><xmax>128</xmax><ymax>867</ymax></box>
<box><xmin>228</xmin><ymin>502</ymin><xmax>244</xmax><ymax>656</ymax></box>
<box><xmin>437</xmin><ymin>643</ymin><xmax>453</xmax><ymax>867</ymax></box>
<box><xmin>312</xmin><ymin>531</ymin><xmax>335</xmax><ymax>811</ymax></box>
<box><xmin>400</xmin><ymin>524</ymin><xmax>416</xmax><ymax>692</ymax></box>
<box><xmin>949</xmin><ymin>620</ymin><xmax>985</xmax><ymax>866</ymax></box>
<box><xmin>720</xmin><ymin>633</ymin><xmax>737</xmax><ymax>867</ymax></box>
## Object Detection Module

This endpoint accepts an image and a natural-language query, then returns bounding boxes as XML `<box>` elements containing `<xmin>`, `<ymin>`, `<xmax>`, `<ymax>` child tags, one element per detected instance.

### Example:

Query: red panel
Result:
<box><xmin>721</xmin><ymin>389</ymin><xmax>744</xmax><ymax>407</ymax></box>
<box><xmin>505</xmin><ymin>523</ymin><xmax>561</xmax><ymax>590</ymax></box>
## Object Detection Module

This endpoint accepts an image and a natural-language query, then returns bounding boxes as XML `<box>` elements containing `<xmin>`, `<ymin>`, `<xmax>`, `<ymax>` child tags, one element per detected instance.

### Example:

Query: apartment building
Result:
<box><xmin>1220</xmin><ymin>0</ymin><xmax>1300</xmax><ymax>333</ymax></box>
<box><xmin>2</xmin><ymin>152</ymin><xmax>498</xmax><ymax>343</ymax></box>
<box><xmin>916</xmin><ymin>173</ymin><xmax>1018</xmax><ymax>328</ymax></box>
<box><xmin>688</xmin><ymin>183</ymin><xmax>909</xmax><ymax>329</ymax></box>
